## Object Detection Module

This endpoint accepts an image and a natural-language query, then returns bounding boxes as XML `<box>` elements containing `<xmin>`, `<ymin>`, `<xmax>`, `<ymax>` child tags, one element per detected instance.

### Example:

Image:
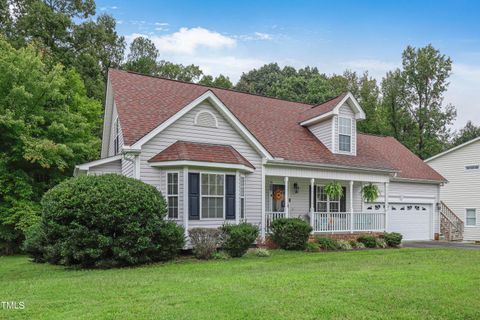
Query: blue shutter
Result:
<box><xmin>188</xmin><ymin>173</ymin><xmax>200</xmax><ymax>220</ymax></box>
<box><xmin>225</xmin><ymin>175</ymin><xmax>236</xmax><ymax>220</ymax></box>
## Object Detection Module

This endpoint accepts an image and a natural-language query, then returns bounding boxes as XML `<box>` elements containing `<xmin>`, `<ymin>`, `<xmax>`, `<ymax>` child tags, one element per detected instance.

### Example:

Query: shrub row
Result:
<box><xmin>311</xmin><ymin>232</ymin><xmax>403</xmax><ymax>252</ymax></box>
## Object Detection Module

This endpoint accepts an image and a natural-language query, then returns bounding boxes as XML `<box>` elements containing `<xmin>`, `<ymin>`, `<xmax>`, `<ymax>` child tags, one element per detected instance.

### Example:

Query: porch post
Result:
<box><xmin>183</xmin><ymin>167</ymin><xmax>189</xmax><ymax>239</ymax></box>
<box><xmin>235</xmin><ymin>170</ymin><xmax>240</xmax><ymax>224</ymax></box>
<box><xmin>310</xmin><ymin>178</ymin><xmax>315</xmax><ymax>232</ymax></box>
<box><xmin>284</xmin><ymin>176</ymin><xmax>289</xmax><ymax>218</ymax></box>
<box><xmin>349</xmin><ymin>180</ymin><xmax>354</xmax><ymax>233</ymax></box>
<box><xmin>260</xmin><ymin>162</ymin><xmax>266</xmax><ymax>239</ymax></box>
<box><xmin>384</xmin><ymin>182</ymin><xmax>389</xmax><ymax>232</ymax></box>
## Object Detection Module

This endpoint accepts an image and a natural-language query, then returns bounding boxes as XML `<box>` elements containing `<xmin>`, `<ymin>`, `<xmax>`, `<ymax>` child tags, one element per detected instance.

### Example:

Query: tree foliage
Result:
<box><xmin>451</xmin><ymin>121</ymin><xmax>480</xmax><ymax>147</ymax></box>
<box><xmin>0</xmin><ymin>37</ymin><xmax>101</xmax><ymax>254</ymax></box>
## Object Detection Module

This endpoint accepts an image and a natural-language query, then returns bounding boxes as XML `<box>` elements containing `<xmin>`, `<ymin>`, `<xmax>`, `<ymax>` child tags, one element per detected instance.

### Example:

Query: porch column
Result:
<box><xmin>384</xmin><ymin>182</ymin><xmax>389</xmax><ymax>232</ymax></box>
<box><xmin>260</xmin><ymin>164</ymin><xmax>266</xmax><ymax>239</ymax></box>
<box><xmin>183</xmin><ymin>167</ymin><xmax>189</xmax><ymax>239</ymax></box>
<box><xmin>310</xmin><ymin>178</ymin><xmax>315</xmax><ymax>231</ymax></box>
<box><xmin>235</xmin><ymin>170</ymin><xmax>240</xmax><ymax>224</ymax></box>
<box><xmin>284</xmin><ymin>176</ymin><xmax>289</xmax><ymax>218</ymax></box>
<box><xmin>349</xmin><ymin>180</ymin><xmax>354</xmax><ymax>233</ymax></box>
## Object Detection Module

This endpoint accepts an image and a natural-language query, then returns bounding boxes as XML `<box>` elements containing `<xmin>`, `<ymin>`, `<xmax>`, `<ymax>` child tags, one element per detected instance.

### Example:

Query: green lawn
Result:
<box><xmin>1</xmin><ymin>249</ymin><xmax>480</xmax><ymax>319</ymax></box>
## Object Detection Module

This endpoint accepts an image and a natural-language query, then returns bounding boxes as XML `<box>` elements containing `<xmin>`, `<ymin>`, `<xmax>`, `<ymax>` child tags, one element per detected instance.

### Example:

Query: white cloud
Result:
<box><xmin>236</xmin><ymin>32</ymin><xmax>274</xmax><ymax>41</ymax></box>
<box><xmin>100</xmin><ymin>6</ymin><xmax>118</xmax><ymax>11</ymax></box>
<box><xmin>155</xmin><ymin>22</ymin><xmax>169</xmax><ymax>26</ymax></box>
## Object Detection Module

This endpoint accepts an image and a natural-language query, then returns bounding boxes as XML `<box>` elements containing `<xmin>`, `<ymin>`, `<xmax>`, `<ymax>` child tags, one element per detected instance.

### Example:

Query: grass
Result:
<box><xmin>1</xmin><ymin>249</ymin><xmax>480</xmax><ymax>319</ymax></box>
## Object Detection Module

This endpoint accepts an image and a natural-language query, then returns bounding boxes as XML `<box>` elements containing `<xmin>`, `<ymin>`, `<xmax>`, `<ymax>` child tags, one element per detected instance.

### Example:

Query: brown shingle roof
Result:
<box><xmin>299</xmin><ymin>93</ymin><xmax>347</xmax><ymax>123</ymax></box>
<box><xmin>109</xmin><ymin>69</ymin><xmax>445</xmax><ymax>182</ymax></box>
<box><xmin>148</xmin><ymin>141</ymin><xmax>255</xmax><ymax>169</ymax></box>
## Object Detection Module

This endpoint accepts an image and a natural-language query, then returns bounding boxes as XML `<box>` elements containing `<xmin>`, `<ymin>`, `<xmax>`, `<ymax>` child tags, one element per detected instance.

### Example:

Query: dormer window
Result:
<box><xmin>338</xmin><ymin>117</ymin><xmax>352</xmax><ymax>152</ymax></box>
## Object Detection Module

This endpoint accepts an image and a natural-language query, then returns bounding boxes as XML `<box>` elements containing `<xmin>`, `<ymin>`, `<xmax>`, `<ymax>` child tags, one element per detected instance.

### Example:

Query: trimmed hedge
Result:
<box><xmin>25</xmin><ymin>174</ymin><xmax>185</xmax><ymax>268</ymax></box>
<box><xmin>270</xmin><ymin>218</ymin><xmax>312</xmax><ymax>250</ymax></box>
<box><xmin>383</xmin><ymin>232</ymin><xmax>403</xmax><ymax>247</ymax></box>
<box><xmin>221</xmin><ymin>223</ymin><xmax>259</xmax><ymax>257</ymax></box>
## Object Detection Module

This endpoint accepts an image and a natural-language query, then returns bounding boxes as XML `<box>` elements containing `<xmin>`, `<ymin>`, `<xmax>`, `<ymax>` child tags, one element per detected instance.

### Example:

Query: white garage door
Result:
<box><xmin>365</xmin><ymin>203</ymin><xmax>431</xmax><ymax>240</ymax></box>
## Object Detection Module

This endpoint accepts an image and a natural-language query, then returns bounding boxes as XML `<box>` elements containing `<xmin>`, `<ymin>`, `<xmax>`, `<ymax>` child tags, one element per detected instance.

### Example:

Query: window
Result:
<box><xmin>465</xmin><ymin>164</ymin><xmax>479</xmax><ymax>171</ymax></box>
<box><xmin>167</xmin><ymin>172</ymin><xmax>179</xmax><ymax>219</ymax></box>
<box><xmin>316</xmin><ymin>186</ymin><xmax>340</xmax><ymax>213</ymax></box>
<box><xmin>113</xmin><ymin>117</ymin><xmax>120</xmax><ymax>155</ymax></box>
<box><xmin>240</xmin><ymin>175</ymin><xmax>246</xmax><ymax>220</ymax></box>
<box><xmin>201</xmin><ymin>173</ymin><xmax>224</xmax><ymax>219</ymax></box>
<box><xmin>466</xmin><ymin>209</ymin><xmax>477</xmax><ymax>226</ymax></box>
<box><xmin>338</xmin><ymin>117</ymin><xmax>352</xmax><ymax>152</ymax></box>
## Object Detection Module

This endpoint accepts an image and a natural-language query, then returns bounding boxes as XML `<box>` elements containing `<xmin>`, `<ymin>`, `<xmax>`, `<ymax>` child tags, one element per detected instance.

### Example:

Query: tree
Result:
<box><xmin>401</xmin><ymin>44</ymin><xmax>456</xmax><ymax>159</ymax></box>
<box><xmin>0</xmin><ymin>38</ymin><xmax>102</xmax><ymax>254</ymax></box>
<box><xmin>199</xmin><ymin>74</ymin><xmax>233</xmax><ymax>89</ymax></box>
<box><xmin>123</xmin><ymin>36</ymin><xmax>159</xmax><ymax>75</ymax></box>
<box><xmin>155</xmin><ymin>60</ymin><xmax>203</xmax><ymax>82</ymax></box>
<box><xmin>451</xmin><ymin>121</ymin><xmax>480</xmax><ymax>147</ymax></box>
<box><xmin>235</xmin><ymin>63</ymin><xmax>285</xmax><ymax>96</ymax></box>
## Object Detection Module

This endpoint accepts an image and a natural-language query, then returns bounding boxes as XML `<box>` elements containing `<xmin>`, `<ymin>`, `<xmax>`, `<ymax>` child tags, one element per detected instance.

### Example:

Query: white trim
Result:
<box><xmin>134</xmin><ymin>154</ymin><xmax>141</xmax><ymax>180</ymax></box>
<box><xmin>74</xmin><ymin>155</ymin><xmax>122</xmax><ymax>174</ymax></box>
<box><xmin>266</xmin><ymin>159</ymin><xmax>398</xmax><ymax>175</ymax></box>
<box><xmin>149</xmin><ymin>160</ymin><xmax>255</xmax><ymax>173</ymax></box>
<box><xmin>284</xmin><ymin>176</ymin><xmax>289</xmax><ymax>218</ymax></box>
<box><xmin>300</xmin><ymin>92</ymin><xmax>366</xmax><ymax>126</ymax></box>
<box><xmin>165</xmin><ymin>171</ymin><xmax>180</xmax><ymax>220</ymax></box>
<box><xmin>331</xmin><ymin>116</ymin><xmax>336</xmax><ymax>152</ymax></box>
<box><xmin>194</xmin><ymin>110</ymin><xmax>218</xmax><ymax>128</ymax></box>
<box><xmin>183</xmin><ymin>167</ymin><xmax>189</xmax><ymax>239</ymax></box>
<box><xmin>425</xmin><ymin>136</ymin><xmax>480</xmax><ymax>162</ymax></box>
<box><xmin>235</xmin><ymin>170</ymin><xmax>240</xmax><ymax>224</ymax></box>
<box><xmin>100</xmin><ymin>78</ymin><xmax>112</xmax><ymax>158</ymax></box>
<box><xmin>465</xmin><ymin>208</ymin><xmax>477</xmax><ymax>227</ymax></box>
<box><xmin>391</xmin><ymin>177</ymin><xmax>445</xmax><ymax>185</ymax></box>
<box><xmin>261</xmin><ymin>160</ymin><xmax>266</xmax><ymax>239</ymax></box>
<box><xmin>130</xmin><ymin>91</ymin><xmax>273</xmax><ymax>160</ymax></box>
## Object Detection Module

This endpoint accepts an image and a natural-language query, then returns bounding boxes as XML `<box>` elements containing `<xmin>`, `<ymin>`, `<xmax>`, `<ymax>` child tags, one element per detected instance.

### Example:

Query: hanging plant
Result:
<box><xmin>324</xmin><ymin>181</ymin><xmax>343</xmax><ymax>200</ymax></box>
<box><xmin>362</xmin><ymin>183</ymin><xmax>379</xmax><ymax>203</ymax></box>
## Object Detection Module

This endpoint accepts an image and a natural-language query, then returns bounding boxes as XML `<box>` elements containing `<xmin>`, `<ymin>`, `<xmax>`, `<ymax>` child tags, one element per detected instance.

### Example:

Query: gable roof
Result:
<box><xmin>108</xmin><ymin>69</ymin><xmax>445</xmax><ymax>182</ymax></box>
<box><xmin>148</xmin><ymin>141</ymin><xmax>255</xmax><ymax>170</ymax></box>
<box><xmin>425</xmin><ymin>136</ymin><xmax>480</xmax><ymax>163</ymax></box>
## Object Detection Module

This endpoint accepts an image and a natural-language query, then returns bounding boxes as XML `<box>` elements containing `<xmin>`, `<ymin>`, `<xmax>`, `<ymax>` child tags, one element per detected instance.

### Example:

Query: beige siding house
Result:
<box><xmin>75</xmin><ymin>69</ymin><xmax>446</xmax><ymax>241</ymax></box>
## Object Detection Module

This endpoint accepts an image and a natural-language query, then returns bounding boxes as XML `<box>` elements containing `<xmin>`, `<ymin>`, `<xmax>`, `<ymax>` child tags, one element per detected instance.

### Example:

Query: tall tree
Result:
<box><xmin>451</xmin><ymin>121</ymin><xmax>480</xmax><ymax>147</ymax></box>
<box><xmin>235</xmin><ymin>63</ymin><xmax>285</xmax><ymax>96</ymax></box>
<box><xmin>198</xmin><ymin>74</ymin><xmax>233</xmax><ymax>89</ymax></box>
<box><xmin>123</xmin><ymin>36</ymin><xmax>159</xmax><ymax>75</ymax></box>
<box><xmin>0</xmin><ymin>38</ymin><xmax>102</xmax><ymax>253</ymax></box>
<box><xmin>155</xmin><ymin>60</ymin><xmax>203</xmax><ymax>82</ymax></box>
<box><xmin>401</xmin><ymin>44</ymin><xmax>456</xmax><ymax>159</ymax></box>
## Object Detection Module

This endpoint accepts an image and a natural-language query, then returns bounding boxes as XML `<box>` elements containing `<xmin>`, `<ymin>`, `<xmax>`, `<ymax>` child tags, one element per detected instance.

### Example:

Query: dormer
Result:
<box><xmin>299</xmin><ymin>93</ymin><xmax>366</xmax><ymax>156</ymax></box>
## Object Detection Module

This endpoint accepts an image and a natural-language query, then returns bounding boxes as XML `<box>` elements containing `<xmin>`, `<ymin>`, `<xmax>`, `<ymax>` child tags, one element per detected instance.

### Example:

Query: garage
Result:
<box><xmin>366</xmin><ymin>203</ymin><xmax>432</xmax><ymax>240</ymax></box>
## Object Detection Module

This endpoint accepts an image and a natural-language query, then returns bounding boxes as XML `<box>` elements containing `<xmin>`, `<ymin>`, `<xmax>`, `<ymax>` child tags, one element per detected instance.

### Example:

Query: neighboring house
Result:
<box><xmin>75</xmin><ymin>69</ymin><xmax>446</xmax><ymax>241</ymax></box>
<box><xmin>426</xmin><ymin>137</ymin><xmax>480</xmax><ymax>241</ymax></box>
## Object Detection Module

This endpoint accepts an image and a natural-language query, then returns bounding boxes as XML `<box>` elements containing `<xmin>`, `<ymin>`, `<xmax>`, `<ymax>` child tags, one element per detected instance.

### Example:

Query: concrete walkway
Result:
<box><xmin>403</xmin><ymin>240</ymin><xmax>480</xmax><ymax>250</ymax></box>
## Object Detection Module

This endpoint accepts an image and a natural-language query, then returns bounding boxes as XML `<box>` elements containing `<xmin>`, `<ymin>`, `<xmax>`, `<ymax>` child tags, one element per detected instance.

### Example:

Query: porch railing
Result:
<box><xmin>265</xmin><ymin>211</ymin><xmax>286</xmax><ymax>232</ymax></box>
<box><xmin>311</xmin><ymin>212</ymin><xmax>385</xmax><ymax>233</ymax></box>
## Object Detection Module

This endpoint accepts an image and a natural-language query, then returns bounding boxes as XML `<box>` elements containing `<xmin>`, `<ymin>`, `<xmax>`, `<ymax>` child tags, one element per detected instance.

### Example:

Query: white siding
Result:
<box><xmin>308</xmin><ymin>119</ymin><xmax>333</xmax><ymax>151</ymax></box>
<box><xmin>140</xmin><ymin>102</ymin><xmax>263</xmax><ymax>229</ymax></box>
<box><xmin>334</xmin><ymin>103</ymin><xmax>357</xmax><ymax>156</ymax></box>
<box><xmin>88</xmin><ymin>160</ymin><xmax>122</xmax><ymax>175</ymax></box>
<box><xmin>121</xmin><ymin>157</ymin><xmax>134</xmax><ymax>178</ymax></box>
<box><xmin>427</xmin><ymin>140</ymin><xmax>480</xmax><ymax>240</ymax></box>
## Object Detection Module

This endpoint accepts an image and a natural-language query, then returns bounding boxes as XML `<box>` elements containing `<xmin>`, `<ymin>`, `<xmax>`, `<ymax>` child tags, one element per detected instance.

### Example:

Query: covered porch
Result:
<box><xmin>263</xmin><ymin>165</ymin><xmax>391</xmax><ymax>237</ymax></box>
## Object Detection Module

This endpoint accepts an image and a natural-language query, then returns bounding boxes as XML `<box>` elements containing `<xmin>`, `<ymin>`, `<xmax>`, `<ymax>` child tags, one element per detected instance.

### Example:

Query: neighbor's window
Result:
<box><xmin>465</xmin><ymin>164</ymin><xmax>479</xmax><ymax>171</ymax></box>
<box><xmin>316</xmin><ymin>186</ymin><xmax>340</xmax><ymax>213</ymax></box>
<box><xmin>113</xmin><ymin>117</ymin><xmax>120</xmax><ymax>155</ymax></box>
<box><xmin>201</xmin><ymin>173</ymin><xmax>224</xmax><ymax>219</ymax></box>
<box><xmin>466</xmin><ymin>208</ymin><xmax>477</xmax><ymax>226</ymax></box>
<box><xmin>339</xmin><ymin>117</ymin><xmax>352</xmax><ymax>152</ymax></box>
<box><xmin>240</xmin><ymin>175</ymin><xmax>246</xmax><ymax>219</ymax></box>
<box><xmin>167</xmin><ymin>172</ymin><xmax>179</xmax><ymax>219</ymax></box>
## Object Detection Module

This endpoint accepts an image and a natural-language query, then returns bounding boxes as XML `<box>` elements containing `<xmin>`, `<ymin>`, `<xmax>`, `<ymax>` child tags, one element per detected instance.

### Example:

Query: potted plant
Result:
<box><xmin>324</xmin><ymin>181</ymin><xmax>343</xmax><ymax>199</ymax></box>
<box><xmin>362</xmin><ymin>183</ymin><xmax>379</xmax><ymax>203</ymax></box>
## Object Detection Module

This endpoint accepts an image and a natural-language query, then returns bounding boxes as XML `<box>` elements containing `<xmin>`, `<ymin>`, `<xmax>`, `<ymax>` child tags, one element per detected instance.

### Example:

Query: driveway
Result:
<box><xmin>403</xmin><ymin>240</ymin><xmax>480</xmax><ymax>250</ymax></box>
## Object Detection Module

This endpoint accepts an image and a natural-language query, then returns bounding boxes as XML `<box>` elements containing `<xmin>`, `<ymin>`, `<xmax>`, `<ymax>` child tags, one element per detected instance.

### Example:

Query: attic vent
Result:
<box><xmin>194</xmin><ymin>110</ymin><xmax>218</xmax><ymax>128</ymax></box>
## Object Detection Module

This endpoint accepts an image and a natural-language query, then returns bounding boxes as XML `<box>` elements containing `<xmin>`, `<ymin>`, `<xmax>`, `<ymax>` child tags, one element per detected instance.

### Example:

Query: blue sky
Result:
<box><xmin>97</xmin><ymin>0</ymin><xmax>480</xmax><ymax>129</ymax></box>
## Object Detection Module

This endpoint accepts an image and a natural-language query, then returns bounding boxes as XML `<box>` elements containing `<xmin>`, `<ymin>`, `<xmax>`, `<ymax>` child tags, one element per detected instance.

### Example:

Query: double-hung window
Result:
<box><xmin>113</xmin><ymin>117</ymin><xmax>120</xmax><ymax>155</ymax></box>
<box><xmin>339</xmin><ymin>117</ymin><xmax>352</xmax><ymax>152</ymax></box>
<box><xmin>201</xmin><ymin>173</ymin><xmax>224</xmax><ymax>219</ymax></box>
<box><xmin>316</xmin><ymin>186</ymin><xmax>340</xmax><ymax>213</ymax></box>
<box><xmin>167</xmin><ymin>172</ymin><xmax>179</xmax><ymax>219</ymax></box>
<box><xmin>240</xmin><ymin>175</ymin><xmax>246</xmax><ymax>220</ymax></box>
<box><xmin>466</xmin><ymin>208</ymin><xmax>477</xmax><ymax>226</ymax></box>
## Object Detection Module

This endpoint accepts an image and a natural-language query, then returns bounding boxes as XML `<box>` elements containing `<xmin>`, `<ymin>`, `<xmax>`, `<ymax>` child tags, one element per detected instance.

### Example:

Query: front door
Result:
<box><xmin>272</xmin><ymin>184</ymin><xmax>285</xmax><ymax>212</ymax></box>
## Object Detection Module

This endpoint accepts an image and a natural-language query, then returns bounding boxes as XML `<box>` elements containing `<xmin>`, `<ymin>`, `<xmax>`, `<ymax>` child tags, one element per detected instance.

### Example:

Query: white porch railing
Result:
<box><xmin>311</xmin><ymin>212</ymin><xmax>385</xmax><ymax>233</ymax></box>
<box><xmin>265</xmin><ymin>211</ymin><xmax>286</xmax><ymax>232</ymax></box>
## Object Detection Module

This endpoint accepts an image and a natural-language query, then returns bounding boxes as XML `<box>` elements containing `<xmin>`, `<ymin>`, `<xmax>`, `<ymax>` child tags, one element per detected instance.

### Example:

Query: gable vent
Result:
<box><xmin>194</xmin><ymin>110</ymin><xmax>218</xmax><ymax>128</ymax></box>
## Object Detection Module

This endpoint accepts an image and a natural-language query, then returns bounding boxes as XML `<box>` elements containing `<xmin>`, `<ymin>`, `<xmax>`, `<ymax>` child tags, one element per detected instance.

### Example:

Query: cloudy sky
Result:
<box><xmin>97</xmin><ymin>0</ymin><xmax>480</xmax><ymax>129</ymax></box>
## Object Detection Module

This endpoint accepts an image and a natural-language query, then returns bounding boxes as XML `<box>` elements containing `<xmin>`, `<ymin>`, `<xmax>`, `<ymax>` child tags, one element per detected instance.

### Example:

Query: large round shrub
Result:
<box><xmin>270</xmin><ymin>218</ymin><xmax>312</xmax><ymax>250</ymax></box>
<box><xmin>221</xmin><ymin>223</ymin><xmax>259</xmax><ymax>257</ymax></box>
<box><xmin>28</xmin><ymin>174</ymin><xmax>185</xmax><ymax>268</ymax></box>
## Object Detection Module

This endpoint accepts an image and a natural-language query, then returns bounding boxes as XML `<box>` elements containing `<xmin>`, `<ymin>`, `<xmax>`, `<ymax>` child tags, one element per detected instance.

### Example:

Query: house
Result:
<box><xmin>426</xmin><ymin>137</ymin><xmax>480</xmax><ymax>241</ymax></box>
<box><xmin>75</xmin><ymin>69</ymin><xmax>446</xmax><ymax>241</ymax></box>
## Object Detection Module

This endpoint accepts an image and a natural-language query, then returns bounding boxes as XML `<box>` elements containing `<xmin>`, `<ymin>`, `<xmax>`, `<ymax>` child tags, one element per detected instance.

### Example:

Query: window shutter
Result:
<box><xmin>188</xmin><ymin>173</ymin><xmax>200</xmax><ymax>220</ymax></box>
<box><xmin>225</xmin><ymin>175</ymin><xmax>236</xmax><ymax>220</ymax></box>
<box><xmin>340</xmin><ymin>186</ymin><xmax>347</xmax><ymax>212</ymax></box>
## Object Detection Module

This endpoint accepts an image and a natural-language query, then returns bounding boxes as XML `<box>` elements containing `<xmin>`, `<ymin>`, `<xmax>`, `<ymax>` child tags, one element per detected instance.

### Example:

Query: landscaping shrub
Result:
<box><xmin>23</xmin><ymin>223</ymin><xmax>47</xmax><ymax>263</ymax></box>
<box><xmin>376</xmin><ymin>238</ymin><xmax>388</xmax><ymax>248</ymax></box>
<box><xmin>357</xmin><ymin>235</ymin><xmax>378</xmax><ymax>248</ymax></box>
<box><xmin>212</xmin><ymin>251</ymin><xmax>230</xmax><ymax>260</ymax></box>
<box><xmin>315</xmin><ymin>237</ymin><xmax>339</xmax><ymax>251</ymax></box>
<box><xmin>383</xmin><ymin>232</ymin><xmax>403</xmax><ymax>247</ymax></box>
<box><xmin>349</xmin><ymin>240</ymin><xmax>366</xmax><ymax>249</ymax></box>
<box><xmin>27</xmin><ymin>174</ymin><xmax>185</xmax><ymax>268</ymax></box>
<box><xmin>189</xmin><ymin>228</ymin><xmax>224</xmax><ymax>260</ymax></box>
<box><xmin>270</xmin><ymin>218</ymin><xmax>312</xmax><ymax>250</ymax></box>
<box><xmin>254</xmin><ymin>248</ymin><xmax>270</xmax><ymax>257</ymax></box>
<box><xmin>305</xmin><ymin>242</ymin><xmax>320</xmax><ymax>252</ymax></box>
<box><xmin>221</xmin><ymin>223</ymin><xmax>259</xmax><ymax>257</ymax></box>
<box><xmin>337</xmin><ymin>240</ymin><xmax>353</xmax><ymax>250</ymax></box>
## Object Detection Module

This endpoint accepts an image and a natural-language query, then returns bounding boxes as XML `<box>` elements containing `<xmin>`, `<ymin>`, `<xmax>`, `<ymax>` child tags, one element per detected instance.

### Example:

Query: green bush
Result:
<box><xmin>23</xmin><ymin>223</ymin><xmax>46</xmax><ymax>263</ymax></box>
<box><xmin>189</xmin><ymin>228</ymin><xmax>224</xmax><ymax>260</ymax></box>
<box><xmin>27</xmin><ymin>174</ymin><xmax>185</xmax><ymax>268</ymax></box>
<box><xmin>254</xmin><ymin>248</ymin><xmax>270</xmax><ymax>257</ymax></box>
<box><xmin>212</xmin><ymin>251</ymin><xmax>230</xmax><ymax>260</ymax></box>
<box><xmin>376</xmin><ymin>238</ymin><xmax>387</xmax><ymax>248</ymax></box>
<box><xmin>270</xmin><ymin>218</ymin><xmax>312</xmax><ymax>250</ymax></box>
<box><xmin>383</xmin><ymin>232</ymin><xmax>403</xmax><ymax>247</ymax></box>
<box><xmin>357</xmin><ymin>235</ymin><xmax>377</xmax><ymax>248</ymax></box>
<box><xmin>305</xmin><ymin>242</ymin><xmax>320</xmax><ymax>252</ymax></box>
<box><xmin>221</xmin><ymin>223</ymin><xmax>259</xmax><ymax>257</ymax></box>
<box><xmin>337</xmin><ymin>240</ymin><xmax>353</xmax><ymax>250</ymax></box>
<box><xmin>349</xmin><ymin>240</ymin><xmax>366</xmax><ymax>249</ymax></box>
<box><xmin>315</xmin><ymin>237</ymin><xmax>339</xmax><ymax>251</ymax></box>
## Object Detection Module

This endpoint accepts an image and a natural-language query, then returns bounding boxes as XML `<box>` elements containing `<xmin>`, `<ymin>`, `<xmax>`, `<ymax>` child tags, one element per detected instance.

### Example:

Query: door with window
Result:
<box><xmin>271</xmin><ymin>184</ymin><xmax>285</xmax><ymax>212</ymax></box>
